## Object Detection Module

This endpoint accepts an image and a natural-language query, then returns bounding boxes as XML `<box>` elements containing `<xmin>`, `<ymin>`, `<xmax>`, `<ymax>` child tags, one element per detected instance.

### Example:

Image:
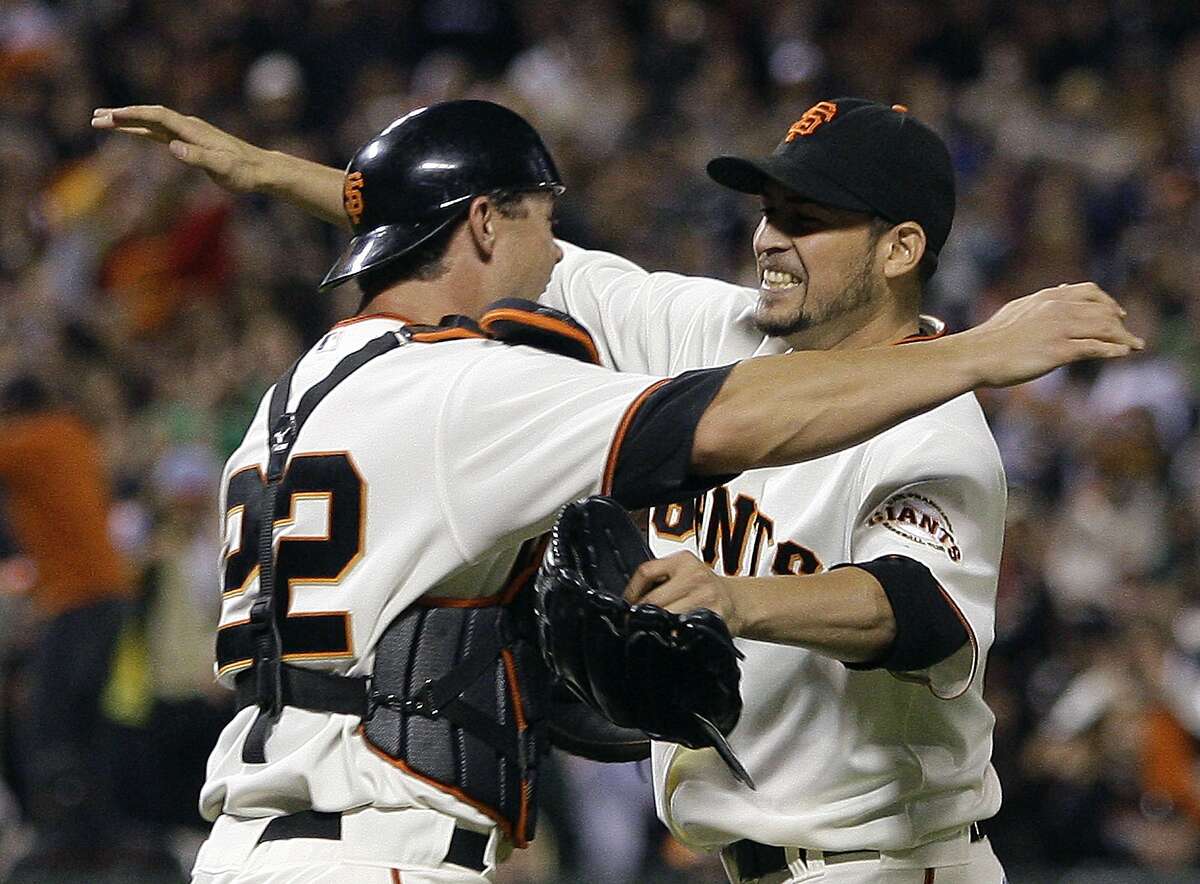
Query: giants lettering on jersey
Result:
<box><xmin>651</xmin><ymin>486</ymin><xmax>821</xmax><ymax>577</ymax></box>
<box><xmin>866</xmin><ymin>492</ymin><xmax>961</xmax><ymax>562</ymax></box>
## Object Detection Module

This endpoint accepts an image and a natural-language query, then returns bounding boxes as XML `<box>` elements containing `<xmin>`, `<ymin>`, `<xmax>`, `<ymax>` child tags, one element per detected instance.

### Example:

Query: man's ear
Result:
<box><xmin>465</xmin><ymin>195</ymin><xmax>497</xmax><ymax>258</ymax></box>
<box><xmin>881</xmin><ymin>221</ymin><xmax>927</xmax><ymax>280</ymax></box>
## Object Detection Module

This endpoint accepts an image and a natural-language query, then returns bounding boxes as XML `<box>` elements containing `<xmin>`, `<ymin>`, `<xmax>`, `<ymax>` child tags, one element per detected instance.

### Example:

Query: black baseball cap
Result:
<box><xmin>707</xmin><ymin>98</ymin><xmax>955</xmax><ymax>260</ymax></box>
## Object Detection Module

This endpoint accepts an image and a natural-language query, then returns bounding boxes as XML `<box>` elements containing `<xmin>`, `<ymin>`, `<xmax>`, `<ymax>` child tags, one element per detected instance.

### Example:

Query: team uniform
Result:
<box><xmin>194</xmin><ymin>310</ymin><xmax>731</xmax><ymax>883</ymax></box>
<box><xmin>542</xmin><ymin>243</ymin><xmax>1009</xmax><ymax>883</ymax></box>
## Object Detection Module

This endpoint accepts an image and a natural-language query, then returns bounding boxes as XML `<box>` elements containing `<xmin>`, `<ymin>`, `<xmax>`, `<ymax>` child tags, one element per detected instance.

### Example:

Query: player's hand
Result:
<box><xmin>91</xmin><ymin>105</ymin><xmax>268</xmax><ymax>193</ymax></box>
<box><xmin>967</xmin><ymin>282</ymin><xmax>1144</xmax><ymax>387</ymax></box>
<box><xmin>625</xmin><ymin>551</ymin><xmax>746</xmax><ymax>635</ymax></box>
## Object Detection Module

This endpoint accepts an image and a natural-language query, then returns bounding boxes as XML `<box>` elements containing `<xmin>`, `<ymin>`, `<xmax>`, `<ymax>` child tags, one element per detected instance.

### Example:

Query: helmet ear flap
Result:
<box><xmin>319</xmin><ymin>100</ymin><xmax>564</xmax><ymax>292</ymax></box>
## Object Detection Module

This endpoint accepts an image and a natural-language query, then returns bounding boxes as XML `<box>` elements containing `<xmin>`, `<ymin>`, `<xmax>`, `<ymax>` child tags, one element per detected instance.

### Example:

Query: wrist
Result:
<box><xmin>256</xmin><ymin>148</ymin><xmax>288</xmax><ymax>196</ymax></box>
<box><xmin>727</xmin><ymin>577</ymin><xmax>764</xmax><ymax>638</ymax></box>
<box><xmin>935</xmin><ymin>329</ymin><xmax>991</xmax><ymax>390</ymax></box>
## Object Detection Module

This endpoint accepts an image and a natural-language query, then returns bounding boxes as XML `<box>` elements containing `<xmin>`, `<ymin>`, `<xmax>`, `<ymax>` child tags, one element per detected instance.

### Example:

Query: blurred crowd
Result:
<box><xmin>0</xmin><ymin>0</ymin><xmax>1198</xmax><ymax>881</ymax></box>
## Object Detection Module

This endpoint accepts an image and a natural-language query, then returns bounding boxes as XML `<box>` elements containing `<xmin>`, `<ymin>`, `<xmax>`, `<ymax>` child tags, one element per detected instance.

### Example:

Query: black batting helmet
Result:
<box><xmin>319</xmin><ymin>100</ymin><xmax>565</xmax><ymax>291</ymax></box>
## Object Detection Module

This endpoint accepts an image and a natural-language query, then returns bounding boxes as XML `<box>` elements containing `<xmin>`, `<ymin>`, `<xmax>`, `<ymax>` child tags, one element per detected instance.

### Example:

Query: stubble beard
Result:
<box><xmin>753</xmin><ymin>249</ymin><xmax>880</xmax><ymax>341</ymax></box>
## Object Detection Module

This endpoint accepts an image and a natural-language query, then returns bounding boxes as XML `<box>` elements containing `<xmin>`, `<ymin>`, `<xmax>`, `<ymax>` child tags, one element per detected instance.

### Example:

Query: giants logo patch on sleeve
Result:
<box><xmin>866</xmin><ymin>493</ymin><xmax>961</xmax><ymax>562</ymax></box>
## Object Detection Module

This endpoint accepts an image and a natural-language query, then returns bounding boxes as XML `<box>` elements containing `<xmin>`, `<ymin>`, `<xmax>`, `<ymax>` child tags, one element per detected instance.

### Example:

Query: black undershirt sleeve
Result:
<box><xmin>607</xmin><ymin>365</ymin><xmax>738</xmax><ymax>510</ymax></box>
<box><xmin>834</xmin><ymin>555</ymin><xmax>970</xmax><ymax>672</ymax></box>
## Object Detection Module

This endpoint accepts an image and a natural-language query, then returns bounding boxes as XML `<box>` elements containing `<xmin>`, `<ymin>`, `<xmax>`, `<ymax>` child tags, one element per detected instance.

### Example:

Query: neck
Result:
<box><xmin>784</xmin><ymin>293</ymin><xmax>920</xmax><ymax>352</ymax></box>
<box><xmin>360</xmin><ymin>264</ymin><xmax>491</xmax><ymax>326</ymax></box>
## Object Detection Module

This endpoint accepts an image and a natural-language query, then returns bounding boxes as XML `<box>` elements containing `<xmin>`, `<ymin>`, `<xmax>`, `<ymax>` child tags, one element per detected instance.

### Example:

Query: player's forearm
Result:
<box><xmin>692</xmin><ymin>334</ymin><xmax>978</xmax><ymax>474</ymax></box>
<box><xmin>732</xmin><ymin>569</ymin><xmax>896</xmax><ymax>662</ymax></box>
<box><xmin>259</xmin><ymin>151</ymin><xmax>349</xmax><ymax>229</ymax></box>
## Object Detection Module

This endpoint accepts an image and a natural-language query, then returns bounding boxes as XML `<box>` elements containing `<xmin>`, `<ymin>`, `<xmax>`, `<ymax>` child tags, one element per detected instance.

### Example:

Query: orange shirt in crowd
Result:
<box><xmin>1142</xmin><ymin>707</ymin><xmax>1200</xmax><ymax>826</ymax></box>
<box><xmin>0</xmin><ymin>411</ymin><xmax>132</xmax><ymax>615</ymax></box>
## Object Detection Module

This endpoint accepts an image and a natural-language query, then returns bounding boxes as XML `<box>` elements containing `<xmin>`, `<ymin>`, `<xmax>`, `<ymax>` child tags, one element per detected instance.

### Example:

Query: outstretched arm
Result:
<box><xmin>91</xmin><ymin>105</ymin><xmax>347</xmax><ymax>228</ymax></box>
<box><xmin>690</xmin><ymin>282</ymin><xmax>1142</xmax><ymax>474</ymax></box>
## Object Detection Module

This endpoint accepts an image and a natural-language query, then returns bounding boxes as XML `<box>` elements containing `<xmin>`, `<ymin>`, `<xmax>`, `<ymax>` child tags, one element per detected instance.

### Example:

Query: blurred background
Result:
<box><xmin>0</xmin><ymin>0</ymin><xmax>1198</xmax><ymax>881</ymax></box>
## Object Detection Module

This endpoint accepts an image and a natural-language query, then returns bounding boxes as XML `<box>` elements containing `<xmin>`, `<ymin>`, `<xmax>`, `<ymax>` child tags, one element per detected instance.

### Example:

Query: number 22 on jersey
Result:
<box><xmin>216</xmin><ymin>452</ymin><xmax>364</xmax><ymax>676</ymax></box>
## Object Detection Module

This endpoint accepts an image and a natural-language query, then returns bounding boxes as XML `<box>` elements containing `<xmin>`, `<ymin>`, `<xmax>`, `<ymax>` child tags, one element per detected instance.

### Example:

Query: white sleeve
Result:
<box><xmin>435</xmin><ymin>343</ymin><xmax>672</xmax><ymax>561</ymax></box>
<box><xmin>849</xmin><ymin>417</ymin><xmax>1007</xmax><ymax>700</ymax></box>
<box><xmin>539</xmin><ymin>241</ymin><xmax>762</xmax><ymax>375</ymax></box>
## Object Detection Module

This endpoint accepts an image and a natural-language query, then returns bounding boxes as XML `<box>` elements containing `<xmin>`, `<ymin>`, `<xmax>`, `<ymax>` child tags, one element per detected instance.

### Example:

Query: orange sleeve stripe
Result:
<box><xmin>603</xmin><ymin>379</ymin><xmax>671</xmax><ymax>495</ymax></box>
<box><xmin>478</xmin><ymin>308</ymin><xmax>601</xmax><ymax>364</ymax></box>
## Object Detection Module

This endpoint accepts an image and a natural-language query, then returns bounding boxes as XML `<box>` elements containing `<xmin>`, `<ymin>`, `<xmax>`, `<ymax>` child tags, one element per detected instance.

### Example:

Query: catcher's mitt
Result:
<box><xmin>534</xmin><ymin>496</ymin><xmax>754</xmax><ymax>789</ymax></box>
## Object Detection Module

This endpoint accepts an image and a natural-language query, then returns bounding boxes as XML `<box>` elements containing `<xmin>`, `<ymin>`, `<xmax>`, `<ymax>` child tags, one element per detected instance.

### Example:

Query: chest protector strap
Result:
<box><xmin>242</xmin><ymin>329</ymin><xmax>404</xmax><ymax>764</ymax></box>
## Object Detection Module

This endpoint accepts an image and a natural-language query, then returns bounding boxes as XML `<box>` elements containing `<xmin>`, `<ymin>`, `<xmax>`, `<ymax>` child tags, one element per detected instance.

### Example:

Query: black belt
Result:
<box><xmin>256</xmin><ymin>810</ymin><xmax>490</xmax><ymax>872</ymax></box>
<box><xmin>725</xmin><ymin>821</ymin><xmax>987</xmax><ymax>881</ymax></box>
<box><xmin>234</xmin><ymin>664</ymin><xmax>368</xmax><ymax>717</ymax></box>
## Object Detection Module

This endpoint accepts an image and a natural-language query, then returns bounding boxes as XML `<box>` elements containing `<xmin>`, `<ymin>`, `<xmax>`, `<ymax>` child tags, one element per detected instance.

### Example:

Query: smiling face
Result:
<box><xmin>752</xmin><ymin>182</ymin><xmax>888</xmax><ymax>342</ymax></box>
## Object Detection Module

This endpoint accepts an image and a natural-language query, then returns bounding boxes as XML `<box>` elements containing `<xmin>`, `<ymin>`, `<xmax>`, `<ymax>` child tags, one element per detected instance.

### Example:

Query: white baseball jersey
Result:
<box><xmin>204</xmin><ymin>312</ymin><xmax>686</xmax><ymax>828</ymax></box>
<box><xmin>542</xmin><ymin>244</ymin><xmax>1006</xmax><ymax>853</ymax></box>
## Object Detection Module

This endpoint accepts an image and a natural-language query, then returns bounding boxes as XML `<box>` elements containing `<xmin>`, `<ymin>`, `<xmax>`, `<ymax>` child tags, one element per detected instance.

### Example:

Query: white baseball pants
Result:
<box><xmin>191</xmin><ymin>807</ymin><xmax>499</xmax><ymax>884</ymax></box>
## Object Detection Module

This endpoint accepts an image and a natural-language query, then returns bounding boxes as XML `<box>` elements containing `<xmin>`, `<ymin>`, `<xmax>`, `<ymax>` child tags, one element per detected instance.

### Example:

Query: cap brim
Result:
<box><xmin>706</xmin><ymin>155</ymin><xmax>875</xmax><ymax>215</ymax></box>
<box><xmin>318</xmin><ymin>215</ymin><xmax>460</xmax><ymax>291</ymax></box>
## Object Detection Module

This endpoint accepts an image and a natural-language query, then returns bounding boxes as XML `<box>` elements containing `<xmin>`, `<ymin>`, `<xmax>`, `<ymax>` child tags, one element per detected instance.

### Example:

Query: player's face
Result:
<box><xmin>495</xmin><ymin>191</ymin><xmax>562</xmax><ymax>300</ymax></box>
<box><xmin>752</xmin><ymin>184</ymin><xmax>885</xmax><ymax>341</ymax></box>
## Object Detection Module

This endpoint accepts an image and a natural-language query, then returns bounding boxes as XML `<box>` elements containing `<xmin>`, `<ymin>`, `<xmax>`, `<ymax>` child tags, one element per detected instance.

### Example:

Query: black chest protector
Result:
<box><xmin>362</xmin><ymin>543</ymin><xmax>550</xmax><ymax>845</ymax></box>
<box><xmin>235</xmin><ymin>301</ymin><xmax>599</xmax><ymax>847</ymax></box>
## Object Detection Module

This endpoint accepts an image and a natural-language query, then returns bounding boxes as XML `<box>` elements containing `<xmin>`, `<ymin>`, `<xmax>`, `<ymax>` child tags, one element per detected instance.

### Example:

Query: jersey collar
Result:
<box><xmin>894</xmin><ymin>314</ymin><xmax>946</xmax><ymax>345</ymax></box>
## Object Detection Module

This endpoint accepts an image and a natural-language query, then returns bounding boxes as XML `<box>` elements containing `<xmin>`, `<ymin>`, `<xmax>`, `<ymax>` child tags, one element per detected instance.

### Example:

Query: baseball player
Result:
<box><xmin>539</xmin><ymin>99</ymin><xmax>1028</xmax><ymax>882</ymax></box>
<box><xmin>94</xmin><ymin>100</ymin><xmax>1139</xmax><ymax>884</ymax></box>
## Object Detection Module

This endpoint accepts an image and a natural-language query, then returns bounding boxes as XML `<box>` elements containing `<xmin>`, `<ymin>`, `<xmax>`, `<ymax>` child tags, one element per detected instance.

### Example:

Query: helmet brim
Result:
<box><xmin>319</xmin><ymin>213</ymin><xmax>466</xmax><ymax>292</ymax></box>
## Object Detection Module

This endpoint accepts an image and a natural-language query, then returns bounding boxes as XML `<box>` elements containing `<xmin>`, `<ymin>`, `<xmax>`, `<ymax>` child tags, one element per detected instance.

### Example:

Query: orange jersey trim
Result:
<box><xmin>408</xmin><ymin>327</ymin><xmax>487</xmax><ymax>344</ymax></box>
<box><xmin>331</xmin><ymin>312</ymin><xmax>415</xmax><ymax>329</ymax></box>
<box><xmin>894</xmin><ymin>316</ymin><xmax>948</xmax><ymax>345</ymax></box>
<box><xmin>602</xmin><ymin>379</ymin><xmax>671</xmax><ymax>495</ymax></box>
<box><xmin>478</xmin><ymin>307</ymin><xmax>601</xmax><ymax>364</ymax></box>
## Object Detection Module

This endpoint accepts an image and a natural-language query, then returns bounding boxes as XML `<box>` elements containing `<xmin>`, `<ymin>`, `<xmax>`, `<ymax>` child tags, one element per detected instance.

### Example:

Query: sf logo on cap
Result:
<box><xmin>785</xmin><ymin>101</ymin><xmax>838</xmax><ymax>141</ymax></box>
<box><xmin>344</xmin><ymin>171</ymin><xmax>365</xmax><ymax>225</ymax></box>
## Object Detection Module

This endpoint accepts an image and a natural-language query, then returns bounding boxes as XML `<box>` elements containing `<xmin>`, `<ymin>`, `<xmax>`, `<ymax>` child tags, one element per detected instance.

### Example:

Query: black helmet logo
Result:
<box><xmin>344</xmin><ymin>171</ymin><xmax>365</xmax><ymax>226</ymax></box>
